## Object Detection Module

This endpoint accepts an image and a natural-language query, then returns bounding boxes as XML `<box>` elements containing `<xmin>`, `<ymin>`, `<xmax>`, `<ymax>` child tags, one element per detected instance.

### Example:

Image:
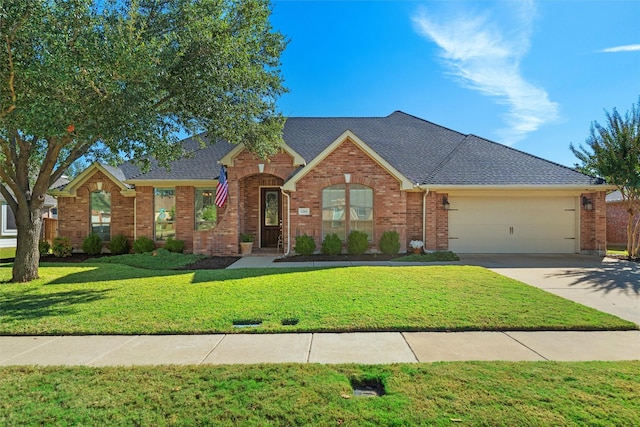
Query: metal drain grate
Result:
<box><xmin>350</xmin><ymin>378</ymin><xmax>385</xmax><ymax>397</ymax></box>
<box><xmin>232</xmin><ymin>319</ymin><xmax>263</xmax><ymax>328</ymax></box>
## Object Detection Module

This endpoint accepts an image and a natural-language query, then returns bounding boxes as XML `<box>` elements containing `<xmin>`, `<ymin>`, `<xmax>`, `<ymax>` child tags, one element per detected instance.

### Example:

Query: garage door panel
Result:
<box><xmin>448</xmin><ymin>197</ymin><xmax>577</xmax><ymax>254</ymax></box>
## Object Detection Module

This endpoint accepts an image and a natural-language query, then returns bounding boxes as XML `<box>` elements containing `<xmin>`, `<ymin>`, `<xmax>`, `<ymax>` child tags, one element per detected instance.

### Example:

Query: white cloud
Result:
<box><xmin>600</xmin><ymin>44</ymin><xmax>640</xmax><ymax>53</ymax></box>
<box><xmin>412</xmin><ymin>0</ymin><xmax>558</xmax><ymax>145</ymax></box>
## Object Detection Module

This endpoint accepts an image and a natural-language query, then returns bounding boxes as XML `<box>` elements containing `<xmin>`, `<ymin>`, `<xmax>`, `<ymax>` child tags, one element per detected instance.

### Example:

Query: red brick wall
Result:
<box><xmin>607</xmin><ymin>201</ymin><xmax>640</xmax><ymax>247</ymax></box>
<box><xmin>288</xmin><ymin>138</ymin><xmax>410</xmax><ymax>253</ymax></box>
<box><xmin>580</xmin><ymin>191</ymin><xmax>607</xmax><ymax>254</ymax></box>
<box><xmin>135</xmin><ymin>186</ymin><xmax>154</xmax><ymax>243</ymax></box>
<box><xmin>193</xmin><ymin>150</ymin><xmax>296</xmax><ymax>255</ymax></box>
<box><xmin>57</xmin><ymin>170</ymin><xmax>134</xmax><ymax>251</ymax></box>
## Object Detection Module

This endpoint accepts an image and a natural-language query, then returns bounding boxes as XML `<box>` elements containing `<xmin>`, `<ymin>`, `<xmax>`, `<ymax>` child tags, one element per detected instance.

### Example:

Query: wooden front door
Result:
<box><xmin>261</xmin><ymin>188</ymin><xmax>281</xmax><ymax>247</ymax></box>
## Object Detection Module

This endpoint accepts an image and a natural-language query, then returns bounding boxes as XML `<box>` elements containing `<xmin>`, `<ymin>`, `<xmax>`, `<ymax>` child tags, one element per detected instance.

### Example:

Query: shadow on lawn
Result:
<box><xmin>547</xmin><ymin>263</ymin><xmax>640</xmax><ymax>295</ymax></box>
<box><xmin>36</xmin><ymin>262</ymin><xmax>333</xmax><ymax>285</ymax></box>
<box><xmin>42</xmin><ymin>263</ymin><xmax>191</xmax><ymax>285</ymax></box>
<box><xmin>0</xmin><ymin>287</ymin><xmax>112</xmax><ymax>321</ymax></box>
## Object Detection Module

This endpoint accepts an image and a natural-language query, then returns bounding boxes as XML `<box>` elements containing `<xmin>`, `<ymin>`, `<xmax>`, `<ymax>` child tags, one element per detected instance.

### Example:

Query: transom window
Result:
<box><xmin>322</xmin><ymin>184</ymin><xmax>373</xmax><ymax>242</ymax></box>
<box><xmin>154</xmin><ymin>188</ymin><xmax>175</xmax><ymax>240</ymax></box>
<box><xmin>195</xmin><ymin>188</ymin><xmax>217</xmax><ymax>230</ymax></box>
<box><xmin>90</xmin><ymin>191</ymin><xmax>111</xmax><ymax>241</ymax></box>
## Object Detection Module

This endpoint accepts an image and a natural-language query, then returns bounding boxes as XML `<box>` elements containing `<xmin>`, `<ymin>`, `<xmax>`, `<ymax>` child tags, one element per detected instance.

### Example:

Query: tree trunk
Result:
<box><xmin>11</xmin><ymin>204</ymin><xmax>43</xmax><ymax>283</ymax></box>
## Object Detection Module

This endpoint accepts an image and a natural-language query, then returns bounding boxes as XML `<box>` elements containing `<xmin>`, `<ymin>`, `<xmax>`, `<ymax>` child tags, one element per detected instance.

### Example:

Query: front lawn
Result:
<box><xmin>0</xmin><ymin>264</ymin><xmax>634</xmax><ymax>334</ymax></box>
<box><xmin>1</xmin><ymin>362</ymin><xmax>638</xmax><ymax>426</ymax></box>
<box><xmin>0</xmin><ymin>247</ymin><xmax>15</xmax><ymax>260</ymax></box>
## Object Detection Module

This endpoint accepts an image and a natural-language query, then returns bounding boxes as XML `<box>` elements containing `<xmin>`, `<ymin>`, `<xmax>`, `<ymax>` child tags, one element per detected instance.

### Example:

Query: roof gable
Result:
<box><xmin>51</xmin><ymin>163</ymin><xmax>134</xmax><ymax>197</ymax></box>
<box><xmin>282</xmin><ymin>130</ymin><xmax>414</xmax><ymax>191</ymax></box>
<box><xmin>219</xmin><ymin>141</ymin><xmax>305</xmax><ymax>167</ymax></box>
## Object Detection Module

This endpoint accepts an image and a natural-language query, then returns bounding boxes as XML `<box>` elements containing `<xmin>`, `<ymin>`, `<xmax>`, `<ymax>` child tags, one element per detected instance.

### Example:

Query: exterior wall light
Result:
<box><xmin>442</xmin><ymin>196</ymin><xmax>451</xmax><ymax>210</ymax></box>
<box><xmin>582</xmin><ymin>196</ymin><xmax>593</xmax><ymax>211</ymax></box>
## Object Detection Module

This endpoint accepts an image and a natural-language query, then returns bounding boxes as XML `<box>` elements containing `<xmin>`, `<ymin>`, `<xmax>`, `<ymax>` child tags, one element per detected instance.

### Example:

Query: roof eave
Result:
<box><xmin>419</xmin><ymin>183</ymin><xmax>618</xmax><ymax>192</ymax></box>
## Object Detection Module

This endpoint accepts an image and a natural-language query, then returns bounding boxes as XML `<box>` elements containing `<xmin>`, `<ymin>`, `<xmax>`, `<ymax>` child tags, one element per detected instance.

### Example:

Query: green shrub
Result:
<box><xmin>108</xmin><ymin>234</ymin><xmax>130</xmax><ymax>255</ymax></box>
<box><xmin>294</xmin><ymin>234</ymin><xmax>316</xmax><ymax>256</ymax></box>
<box><xmin>164</xmin><ymin>237</ymin><xmax>185</xmax><ymax>253</ymax></box>
<box><xmin>133</xmin><ymin>236</ymin><xmax>156</xmax><ymax>253</ymax></box>
<box><xmin>38</xmin><ymin>240</ymin><xmax>51</xmax><ymax>257</ymax></box>
<box><xmin>347</xmin><ymin>230</ymin><xmax>369</xmax><ymax>255</ymax></box>
<box><xmin>82</xmin><ymin>234</ymin><xmax>103</xmax><ymax>255</ymax></box>
<box><xmin>240</xmin><ymin>233</ymin><xmax>254</xmax><ymax>242</ymax></box>
<box><xmin>379</xmin><ymin>230</ymin><xmax>400</xmax><ymax>255</ymax></box>
<box><xmin>52</xmin><ymin>236</ymin><xmax>72</xmax><ymax>257</ymax></box>
<box><xmin>321</xmin><ymin>233</ymin><xmax>342</xmax><ymax>255</ymax></box>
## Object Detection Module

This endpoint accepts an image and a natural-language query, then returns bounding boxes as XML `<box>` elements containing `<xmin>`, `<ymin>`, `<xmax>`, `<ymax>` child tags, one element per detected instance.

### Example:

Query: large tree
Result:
<box><xmin>571</xmin><ymin>98</ymin><xmax>640</xmax><ymax>257</ymax></box>
<box><xmin>0</xmin><ymin>0</ymin><xmax>287</xmax><ymax>282</ymax></box>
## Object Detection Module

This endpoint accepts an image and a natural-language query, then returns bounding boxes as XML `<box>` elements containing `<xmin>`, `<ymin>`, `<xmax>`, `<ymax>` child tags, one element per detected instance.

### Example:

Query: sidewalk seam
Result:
<box><xmin>502</xmin><ymin>332</ymin><xmax>549</xmax><ymax>361</ymax></box>
<box><xmin>400</xmin><ymin>332</ymin><xmax>420</xmax><ymax>363</ymax></box>
<box><xmin>306</xmin><ymin>334</ymin><xmax>314</xmax><ymax>363</ymax></box>
<box><xmin>0</xmin><ymin>336</ymin><xmax>61</xmax><ymax>364</ymax></box>
<box><xmin>199</xmin><ymin>334</ymin><xmax>226</xmax><ymax>364</ymax></box>
<box><xmin>87</xmin><ymin>335</ymin><xmax>139</xmax><ymax>366</ymax></box>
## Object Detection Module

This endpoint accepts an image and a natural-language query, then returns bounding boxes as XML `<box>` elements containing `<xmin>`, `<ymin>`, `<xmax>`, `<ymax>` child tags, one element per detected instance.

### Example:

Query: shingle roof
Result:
<box><xmin>606</xmin><ymin>190</ymin><xmax>623</xmax><ymax>202</ymax></box>
<box><xmin>89</xmin><ymin>110</ymin><xmax>599</xmax><ymax>187</ymax></box>
<box><xmin>117</xmin><ymin>137</ymin><xmax>235</xmax><ymax>181</ymax></box>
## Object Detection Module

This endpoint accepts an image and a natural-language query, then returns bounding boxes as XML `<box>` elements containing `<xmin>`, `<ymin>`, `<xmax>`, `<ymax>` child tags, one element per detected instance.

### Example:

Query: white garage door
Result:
<box><xmin>448</xmin><ymin>197</ymin><xmax>578</xmax><ymax>253</ymax></box>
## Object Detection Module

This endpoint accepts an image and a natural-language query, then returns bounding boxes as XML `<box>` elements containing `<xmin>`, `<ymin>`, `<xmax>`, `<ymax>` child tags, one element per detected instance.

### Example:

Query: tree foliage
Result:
<box><xmin>0</xmin><ymin>0</ymin><xmax>287</xmax><ymax>282</ymax></box>
<box><xmin>570</xmin><ymin>98</ymin><xmax>640</xmax><ymax>257</ymax></box>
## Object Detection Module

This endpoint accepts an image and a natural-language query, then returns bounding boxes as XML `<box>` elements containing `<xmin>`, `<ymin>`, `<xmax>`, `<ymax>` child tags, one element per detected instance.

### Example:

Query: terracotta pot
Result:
<box><xmin>412</xmin><ymin>247</ymin><xmax>422</xmax><ymax>254</ymax></box>
<box><xmin>240</xmin><ymin>242</ymin><xmax>253</xmax><ymax>255</ymax></box>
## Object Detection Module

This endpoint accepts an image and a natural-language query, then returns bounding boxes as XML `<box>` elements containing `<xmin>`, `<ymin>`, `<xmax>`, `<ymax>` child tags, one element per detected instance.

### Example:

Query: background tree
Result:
<box><xmin>0</xmin><ymin>0</ymin><xmax>287</xmax><ymax>282</ymax></box>
<box><xmin>570</xmin><ymin>98</ymin><xmax>640</xmax><ymax>258</ymax></box>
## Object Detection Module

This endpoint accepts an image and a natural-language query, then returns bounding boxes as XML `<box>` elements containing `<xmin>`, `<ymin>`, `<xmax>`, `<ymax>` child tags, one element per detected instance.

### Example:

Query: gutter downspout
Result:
<box><xmin>280</xmin><ymin>188</ymin><xmax>291</xmax><ymax>256</ymax></box>
<box><xmin>422</xmin><ymin>188</ymin><xmax>429</xmax><ymax>246</ymax></box>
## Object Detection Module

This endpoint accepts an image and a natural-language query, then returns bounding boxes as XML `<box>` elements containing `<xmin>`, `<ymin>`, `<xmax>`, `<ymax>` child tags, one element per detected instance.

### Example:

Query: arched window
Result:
<box><xmin>322</xmin><ymin>184</ymin><xmax>373</xmax><ymax>242</ymax></box>
<box><xmin>90</xmin><ymin>191</ymin><xmax>111</xmax><ymax>241</ymax></box>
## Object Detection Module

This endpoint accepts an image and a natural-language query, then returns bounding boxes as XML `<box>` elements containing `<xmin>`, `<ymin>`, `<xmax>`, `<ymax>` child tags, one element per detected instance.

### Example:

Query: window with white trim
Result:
<box><xmin>322</xmin><ymin>184</ymin><xmax>373</xmax><ymax>242</ymax></box>
<box><xmin>90</xmin><ymin>191</ymin><xmax>111</xmax><ymax>241</ymax></box>
<box><xmin>1</xmin><ymin>204</ymin><xmax>17</xmax><ymax>236</ymax></box>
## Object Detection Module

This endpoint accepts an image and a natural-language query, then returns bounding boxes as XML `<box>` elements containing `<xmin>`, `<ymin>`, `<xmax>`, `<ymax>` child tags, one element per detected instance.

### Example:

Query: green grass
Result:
<box><xmin>89</xmin><ymin>249</ymin><xmax>204</xmax><ymax>269</ymax></box>
<box><xmin>607</xmin><ymin>249</ymin><xmax>628</xmax><ymax>256</ymax></box>
<box><xmin>0</xmin><ymin>246</ymin><xmax>16</xmax><ymax>260</ymax></box>
<box><xmin>0</xmin><ymin>264</ymin><xmax>634</xmax><ymax>334</ymax></box>
<box><xmin>1</xmin><ymin>362</ymin><xmax>638</xmax><ymax>426</ymax></box>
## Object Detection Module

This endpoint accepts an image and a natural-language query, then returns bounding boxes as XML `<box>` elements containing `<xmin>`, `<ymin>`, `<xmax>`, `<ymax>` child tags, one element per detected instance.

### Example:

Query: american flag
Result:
<box><xmin>215</xmin><ymin>165</ymin><xmax>228</xmax><ymax>207</ymax></box>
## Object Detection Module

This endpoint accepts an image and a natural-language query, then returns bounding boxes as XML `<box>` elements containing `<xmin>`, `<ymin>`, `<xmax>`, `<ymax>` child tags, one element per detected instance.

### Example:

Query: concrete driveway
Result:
<box><xmin>460</xmin><ymin>254</ymin><xmax>640</xmax><ymax>326</ymax></box>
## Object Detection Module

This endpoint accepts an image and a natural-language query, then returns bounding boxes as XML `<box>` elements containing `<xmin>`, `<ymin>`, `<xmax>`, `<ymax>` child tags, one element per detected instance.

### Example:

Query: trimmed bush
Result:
<box><xmin>82</xmin><ymin>234</ymin><xmax>103</xmax><ymax>255</ymax></box>
<box><xmin>294</xmin><ymin>234</ymin><xmax>316</xmax><ymax>256</ymax></box>
<box><xmin>39</xmin><ymin>240</ymin><xmax>51</xmax><ymax>257</ymax></box>
<box><xmin>133</xmin><ymin>236</ymin><xmax>156</xmax><ymax>253</ymax></box>
<box><xmin>165</xmin><ymin>237</ymin><xmax>185</xmax><ymax>253</ymax></box>
<box><xmin>347</xmin><ymin>230</ymin><xmax>369</xmax><ymax>255</ymax></box>
<box><xmin>379</xmin><ymin>230</ymin><xmax>401</xmax><ymax>255</ymax></box>
<box><xmin>321</xmin><ymin>233</ymin><xmax>342</xmax><ymax>255</ymax></box>
<box><xmin>108</xmin><ymin>234</ymin><xmax>130</xmax><ymax>255</ymax></box>
<box><xmin>52</xmin><ymin>236</ymin><xmax>72</xmax><ymax>257</ymax></box>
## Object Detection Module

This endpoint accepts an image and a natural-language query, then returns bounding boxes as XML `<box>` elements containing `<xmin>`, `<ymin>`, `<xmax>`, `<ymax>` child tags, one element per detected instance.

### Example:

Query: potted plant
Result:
<box><xmin>409</xmin><ymin>240</ymin><xmax>424</xmax><ymax>254</ymax></box>
<box><xmin>239</xmin><ymin>233</ymin><xmax>254</xmax><ymax>255</ymax></box>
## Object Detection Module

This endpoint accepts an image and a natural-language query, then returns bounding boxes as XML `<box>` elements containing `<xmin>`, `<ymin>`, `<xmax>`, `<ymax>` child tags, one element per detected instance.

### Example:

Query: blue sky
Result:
<box><xmin>270</xmin><ymin>0</ymin><xmax>640</xmax><ymax>168</ymax></box>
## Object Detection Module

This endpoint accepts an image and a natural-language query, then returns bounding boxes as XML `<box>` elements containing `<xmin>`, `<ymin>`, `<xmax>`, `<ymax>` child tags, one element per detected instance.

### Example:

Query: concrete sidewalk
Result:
<box><xmin>1</xmin><ymin>331</ymin><xmax>638</xmax><ymax>366</ymax></box>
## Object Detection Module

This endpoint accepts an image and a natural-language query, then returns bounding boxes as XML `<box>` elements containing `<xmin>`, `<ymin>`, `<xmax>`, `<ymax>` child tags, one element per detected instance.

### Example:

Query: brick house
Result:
<box><xmin>606</xmin><ymin>190</ymin><xmax>640</xmax><ymax>248</ymax></box>
<box><xmin>52</xmin><ymin>111</ymin><xmax>611</xmax><ymax>255</ymax></box>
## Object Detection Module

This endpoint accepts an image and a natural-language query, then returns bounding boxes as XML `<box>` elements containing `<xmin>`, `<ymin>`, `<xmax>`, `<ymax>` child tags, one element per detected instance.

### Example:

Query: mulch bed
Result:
<box><xmin>274</xmin><ymin>253</ymin><xmax>400</xmax><ymax>263</ymax></box>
